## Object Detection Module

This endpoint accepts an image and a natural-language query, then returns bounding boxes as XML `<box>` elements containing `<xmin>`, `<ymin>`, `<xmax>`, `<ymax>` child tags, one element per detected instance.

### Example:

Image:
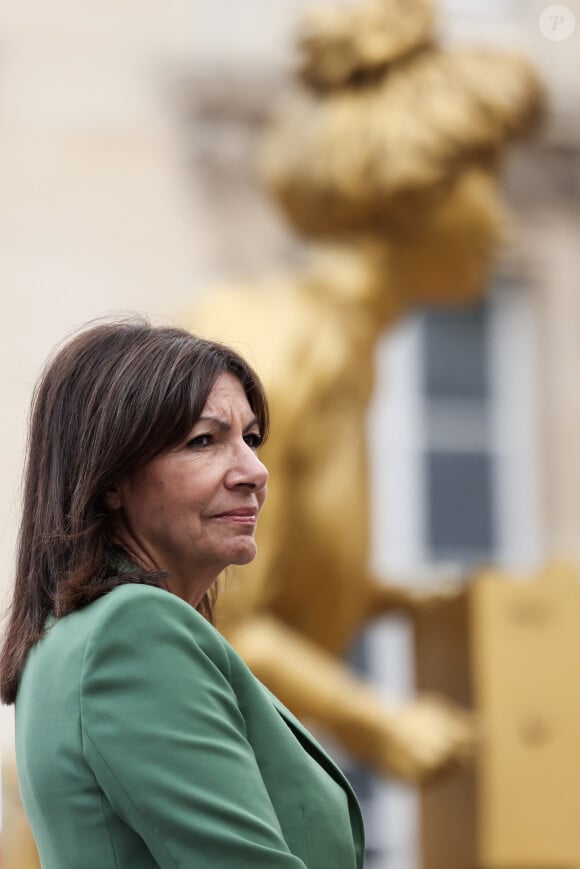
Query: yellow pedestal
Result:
<box><xmin>416</xmin><ymin>564</ymin><xmax>580</xmax><ymax>869</ymax></box>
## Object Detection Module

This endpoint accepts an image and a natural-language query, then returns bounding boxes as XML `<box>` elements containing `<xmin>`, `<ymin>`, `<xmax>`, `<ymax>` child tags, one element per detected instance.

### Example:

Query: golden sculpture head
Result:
<box><xmin>260</xmin><ymin>0</ymin><xmax>544</xmax><ymax>308</ymax></box>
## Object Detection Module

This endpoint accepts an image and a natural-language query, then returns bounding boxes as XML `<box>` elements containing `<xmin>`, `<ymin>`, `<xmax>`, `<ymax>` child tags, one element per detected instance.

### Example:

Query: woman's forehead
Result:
<box><xmin>201</xmin><ymin>373</ymin><xmax>253</xmax><ymax>416</ymax></box>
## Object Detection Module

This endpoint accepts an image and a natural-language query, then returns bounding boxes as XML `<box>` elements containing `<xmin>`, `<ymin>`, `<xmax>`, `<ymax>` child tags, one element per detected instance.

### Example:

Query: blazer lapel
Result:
<box><xmin>264</xmin><ymin>687</ymin><xmax>365</xmax><ymax>866</ymax></box>
<box><xmin>267</xmin><ymin>690</ymin><xmax>348</xmax><ymax>782</ymax></box>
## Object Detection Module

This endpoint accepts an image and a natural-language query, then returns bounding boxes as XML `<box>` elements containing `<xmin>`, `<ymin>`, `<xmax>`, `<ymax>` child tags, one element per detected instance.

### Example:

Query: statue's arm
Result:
<box><xmin>227</xmin><ymin>615</ymin><xmax>474</xmax><ymax>783</ymax></box>
<box><xmin>364</xmin><ymin>574</ymin><xmax>467</xmax><ymax>620</ymax></box>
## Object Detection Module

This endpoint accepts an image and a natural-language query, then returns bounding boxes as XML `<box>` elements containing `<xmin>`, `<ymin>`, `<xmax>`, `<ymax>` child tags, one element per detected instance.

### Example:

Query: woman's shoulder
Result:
<box><xmin>83</xmin><ymin>583</ymin><xmax>229</xmax><ymax>664</ymax></box>
<box><xmin>91</xmin><ymin>583</ymin><xmax>218</xmax><ymax>634</ymax></box>
<box><xmin>38</xmin><ymin>584</ymin><xmax>227</xmax><ymax>670</ymax></box>
<box><xmin>21</xmin><ymin>586</ymin><xmax>227</xmax><ymax>709</ymax></box>
<box><xmin>73</xmin><ymin>585</ymin><xmax>242</xmax><ymax>707</ymax></box>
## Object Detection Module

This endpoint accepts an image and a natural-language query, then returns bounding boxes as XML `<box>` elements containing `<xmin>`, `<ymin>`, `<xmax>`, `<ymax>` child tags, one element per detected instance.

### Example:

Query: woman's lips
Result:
<box><xmin>212</xmin><ymin>508</ymin><xmax>258</xmax><ymax>525</ymax></box>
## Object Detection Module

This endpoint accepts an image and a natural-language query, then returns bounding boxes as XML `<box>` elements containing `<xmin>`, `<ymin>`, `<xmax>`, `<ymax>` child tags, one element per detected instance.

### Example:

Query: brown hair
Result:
<box><xmin>0</xmin><ymin>318</ymin><xmax>268</xmax><ymax>705</ymax></box>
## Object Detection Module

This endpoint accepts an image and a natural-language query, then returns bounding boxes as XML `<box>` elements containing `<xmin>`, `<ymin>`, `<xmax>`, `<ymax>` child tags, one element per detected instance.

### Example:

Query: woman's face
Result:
<box><xmin>112</xmin><ymin>372</ymin><xmax>268</xmax><ymax>602</ymax></box>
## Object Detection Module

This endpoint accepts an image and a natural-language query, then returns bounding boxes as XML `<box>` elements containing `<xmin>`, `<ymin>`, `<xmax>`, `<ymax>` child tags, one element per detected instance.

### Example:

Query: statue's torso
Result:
<box><xmin>190</xmin><ymin>283</ymin><xmax>378</xmax><ymax>653</ymax></box>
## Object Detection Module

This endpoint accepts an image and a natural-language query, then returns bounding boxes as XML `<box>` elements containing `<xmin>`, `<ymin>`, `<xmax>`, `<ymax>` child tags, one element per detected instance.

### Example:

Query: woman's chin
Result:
<box><xmin>226</xmin><ymin>539</ymin><xmax>258</xmax><ymax>567</ymax></box>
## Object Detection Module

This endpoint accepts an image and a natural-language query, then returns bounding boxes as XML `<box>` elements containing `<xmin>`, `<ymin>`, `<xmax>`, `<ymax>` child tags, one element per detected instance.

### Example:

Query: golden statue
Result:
<box><xmin>187</xmin><ymin>0</ymin><xmax>543</xmax><ymax>782</ymax></box>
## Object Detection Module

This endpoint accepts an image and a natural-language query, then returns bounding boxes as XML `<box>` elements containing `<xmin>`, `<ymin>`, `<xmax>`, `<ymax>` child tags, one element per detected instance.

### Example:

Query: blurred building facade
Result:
<box><xmin>0</xmin><ymin>2</ymin><xmax>579</xmax><ymax>868</ymax></box>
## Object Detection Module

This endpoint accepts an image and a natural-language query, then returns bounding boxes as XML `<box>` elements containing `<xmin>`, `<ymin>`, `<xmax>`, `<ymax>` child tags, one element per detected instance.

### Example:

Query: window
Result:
<box><xmin>420</xmin><ymin>300</ymin><xmax>495</xmax><ymax>564</ymax></box>
<box><xmin>366</xmin><ymin>278</ymin><xmax>542</xmax><ymax>867</ymax></box>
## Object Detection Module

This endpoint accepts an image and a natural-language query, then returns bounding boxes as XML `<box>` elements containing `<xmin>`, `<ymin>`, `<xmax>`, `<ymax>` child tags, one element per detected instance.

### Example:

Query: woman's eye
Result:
<box><xmin>244</xmin><ymin>432</ymin><xmax>263</xmax><ymax>450</ymax></box>
<box><xmin>186</xmin><ymin>434</ymin><xmax>213</xmax><ymax>448</ymax></box>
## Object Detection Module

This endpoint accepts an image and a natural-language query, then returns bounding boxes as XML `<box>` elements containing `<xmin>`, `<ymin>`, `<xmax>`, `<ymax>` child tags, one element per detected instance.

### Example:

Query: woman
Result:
<box><xmin>0</xmin><ymin>320</ymin><xmax>364</xmax><ymax>869</ymax></box>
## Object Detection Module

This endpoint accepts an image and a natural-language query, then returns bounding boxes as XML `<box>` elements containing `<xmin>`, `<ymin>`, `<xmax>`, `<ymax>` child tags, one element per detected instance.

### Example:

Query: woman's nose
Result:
<box><xmin>227</xmin><ymin>443</ymin><xmax>268</xmax><ymax>490</ymax></box>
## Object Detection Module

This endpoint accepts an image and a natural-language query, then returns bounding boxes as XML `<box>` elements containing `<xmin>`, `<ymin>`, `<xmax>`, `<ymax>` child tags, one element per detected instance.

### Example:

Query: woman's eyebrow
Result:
<box><xmin>196</xmin><ymin>415</ymin><xmax>260</xmax><ymax>433</ymax></box>
<box><xmin>243</xmin><ymin>417</ymin><xmax>260</xmax><ymax>434</ymax></box>
<box><xmin>196</xmin><ymin>416</ymin><xmax>229</xmax><ymax>431</ymax></box>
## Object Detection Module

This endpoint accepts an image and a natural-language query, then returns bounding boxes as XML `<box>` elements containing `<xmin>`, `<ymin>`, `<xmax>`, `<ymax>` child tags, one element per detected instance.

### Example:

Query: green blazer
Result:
<box><xmin>16</xmin><ymin>584</ymin><xmax>365</xmax><ymax>868</ymax></box>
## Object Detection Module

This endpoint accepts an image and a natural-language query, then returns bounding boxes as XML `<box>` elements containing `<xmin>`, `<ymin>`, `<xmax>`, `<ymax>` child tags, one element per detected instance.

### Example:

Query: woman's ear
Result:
<box><xmin>103</xmin><ymin>487</ymin><xmax>122</xmax><ymax>510</ymax></box>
